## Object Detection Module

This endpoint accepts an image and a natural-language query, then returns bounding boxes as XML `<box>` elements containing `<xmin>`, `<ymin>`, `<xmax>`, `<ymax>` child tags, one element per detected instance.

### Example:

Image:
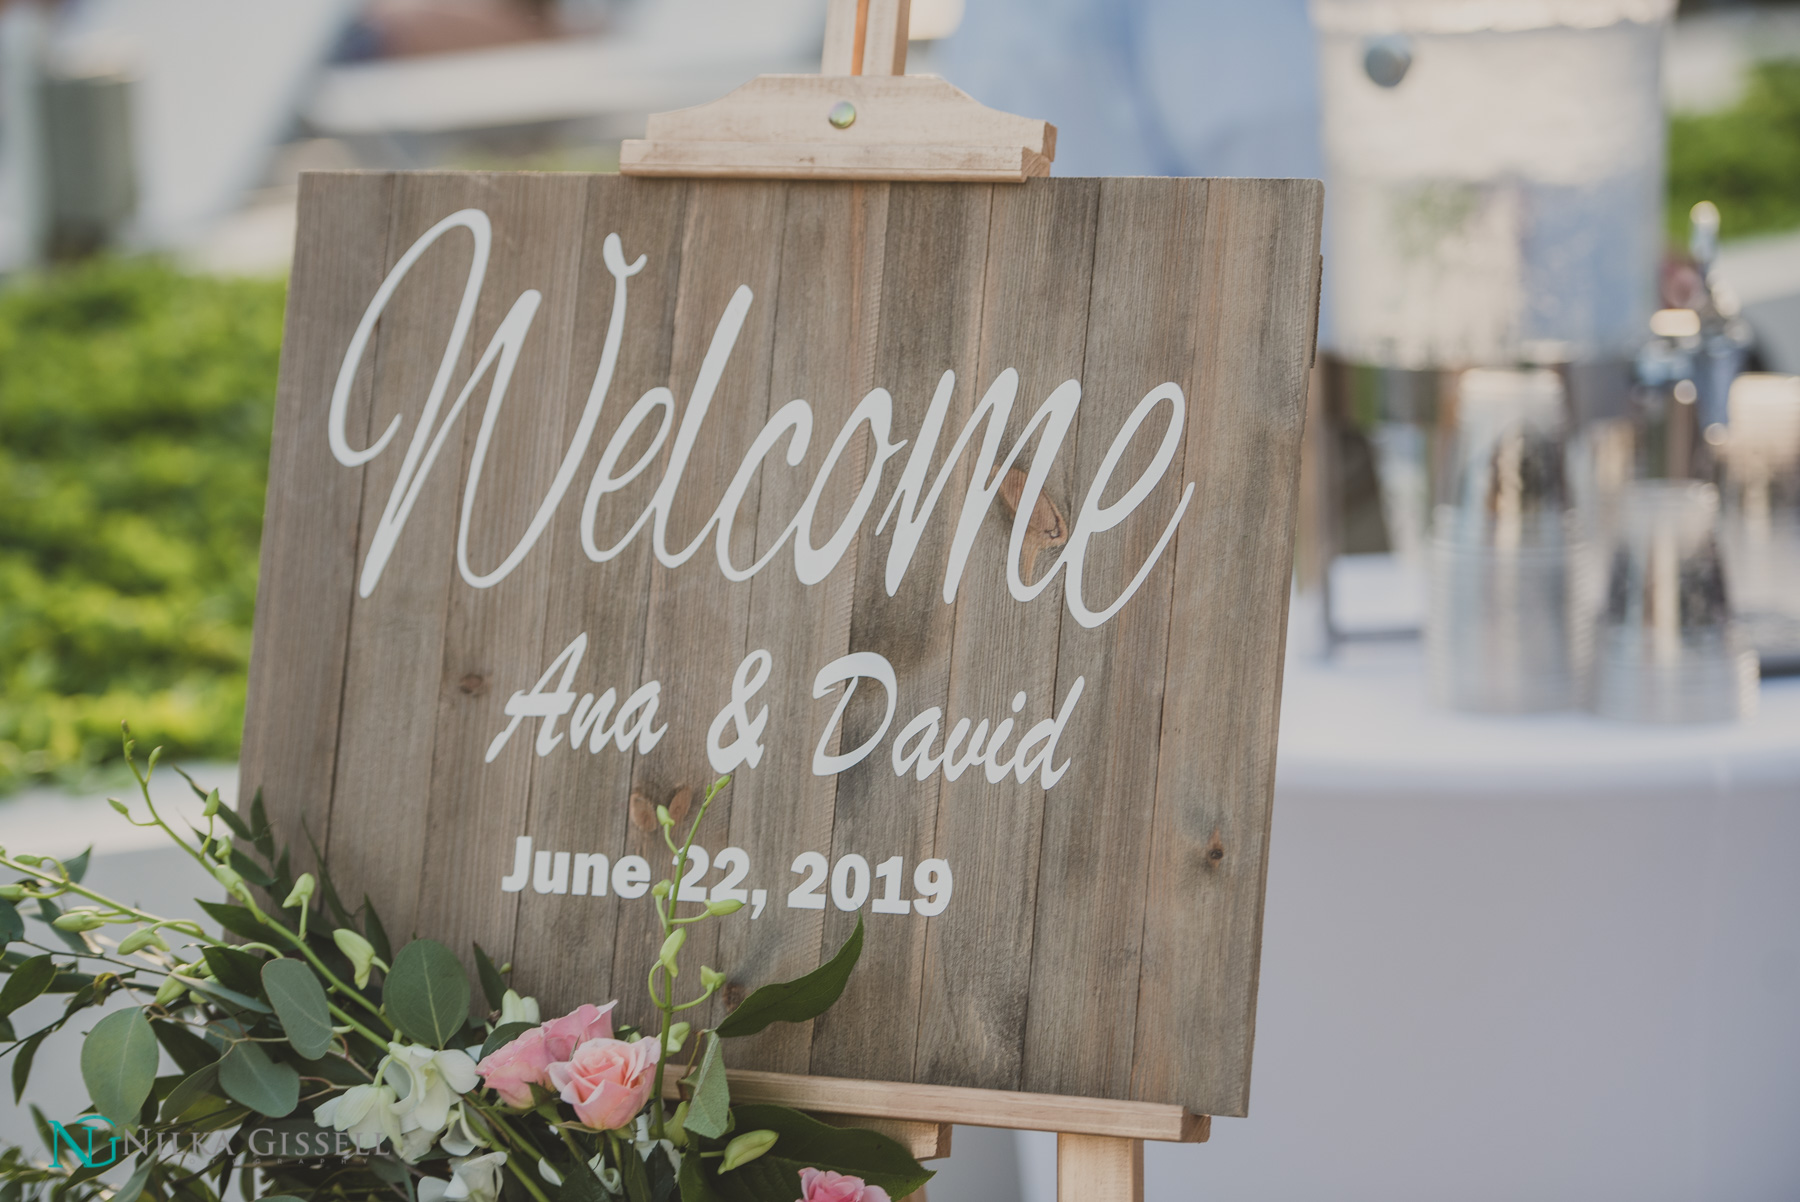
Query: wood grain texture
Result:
<box><xmin>913</xmin><ymin>177</ymin><xmax>1099</xmax><ymax>1091</ymax></box>
<box><xmin>1128</xmin><ymin>178</ymin><xmax>1323</xmax><ymax>1115</ymax></box>
<box><xmin>807</xmin><ymin>182</ymin><xmax>992</xmax><ymax>1083</ymax></box>
<box><xmin>608</xmin><ymin>180</ymin><xmax>790</xmax><ymax>1036</ymax></box>
<box><xmin>250</xmin><ymin>174</ymin><xmax>1320</xmax><ymax>1116</ymax></box>
<box><xmin>1057</xmin><ymin>1134</ymin><xmax>1144</xmax><ymax>1202</ymax></box>
<box><xmin>240</xmin><ymin>171</ymin><xmax>392</xmax><ymax>865</ymax></box>
<box><xmin>505</xmin><ymin>176</ymin><xmax>690</xmax><ymax>1009</ymax></box>
<box><xmin>1021</xmin><ymin>178</ymin><xmax>1208</xmax><ymax>1099</ymax></box>
<box><xmin>323</xmin><ymin>173</ymin><xmax>485</xmax><ymax>936</ymax></box>
<box><xmin>712</xmin><ymin>181</ymin><xmax>889</xmax><ymax>1072</ymax></box>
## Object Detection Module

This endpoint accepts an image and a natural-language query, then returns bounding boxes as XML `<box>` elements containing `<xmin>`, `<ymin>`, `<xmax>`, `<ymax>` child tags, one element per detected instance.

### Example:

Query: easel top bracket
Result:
<box><xmin>620</xmin><ymin>0</ymin><xmax>1057</xmax><ymax>182</ymax></box>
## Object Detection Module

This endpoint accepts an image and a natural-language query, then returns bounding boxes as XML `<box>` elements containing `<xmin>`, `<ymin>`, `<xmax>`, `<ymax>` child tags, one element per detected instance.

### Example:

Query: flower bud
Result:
<box><xmin>700</xmin><ymin>966</ymin><xmax>726</xmax><ymax>992</ymax></box>
<box><xmin>651</xmin><ymin>880</ymin><xmax>671</xmax><ymax>899</ymax></box>
<box><xmin>117</xmin><ymin>928</ymin><xmax>168</xmax><ymax>955</ymax></box>
<box><xmin>667</xmin><ymin>1101</ymin><xmax>689</xmax><ymax>1148</ymax></box>
<box><xmin>0</xmin><ymin>884</ymin><xmax>24</xmax><ymax>901</ymax></box>
<box><xmin>209</xmin><ymin>835</ymin><xmax>232</xmax><ymax>864</ymax></box>
<box><xmin>719</xmin><ymin>1130</ymin><xmax>778</xmax><ymax>1172</ymax></box>
<box><xmin>153</xmin><ymin>977</ymin><xmax>185</xmax><ymax>1006</ymax></box>
<box><xmin>655</xmin><ymin>805</ymin><xmax>673</xmax><ymax>828</ymax></box>
<box><xmin>657</xmin><ymin>928</ymin><xmax>686</xmax><ymax>977</ymax></box>
<box><xmin>281</xmin><ymin>873</ymin><xmax>316</xmax><ymax>910</ymax></box>
<box><xmin>665</xmin><ymin>1022</ymin><xmax>690</xmax><ymax>1054</ymax></box>
<box><xmin>705</xmin><ymin>898</ymin><xmax>744</xmax><ymax>917</ymax></box>
<box><xmin>53</xmin><ymin>909</ymin><xmax>107</xmax><ymax>932</ymax></box>
<box><xmin>210</xmin><ymin>860</ymin><xmax>247</xmax><ymax>901</ymax></box>
<box><xmin>499</xmin><ymin>989</ymin><xmax>540</xmax><ymax>1025</ymax></box>
<box><xmin>106</xmin><ymin>798</ymin><xmax>131</xmax><ymax>818</ymax></box>
<box><xmin>13</xmin><ymin>855</ymin><xmax>41</xmax><ymax>867</ymax></box>
<box><xmin>536</xmin><ymin>1160</ymin><xmax>562</xmax><ymax>1186</ymax></box>
<box><xmin>202</xmin><ymin>790</ymin><xmax>221</xmax><ymax>819</ymax></box>
<box><xmin>334</xmin><ymin>928</ymin><xmax>377</xmax><ymax>988</ymax></box>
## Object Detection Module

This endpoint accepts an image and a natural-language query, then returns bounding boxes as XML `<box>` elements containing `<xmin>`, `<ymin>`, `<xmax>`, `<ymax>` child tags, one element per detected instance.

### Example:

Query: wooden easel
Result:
<box><xmin>626</xmin><ymin>4</ymin><xmax>1207</xmax><ymax>1197</ymax></box>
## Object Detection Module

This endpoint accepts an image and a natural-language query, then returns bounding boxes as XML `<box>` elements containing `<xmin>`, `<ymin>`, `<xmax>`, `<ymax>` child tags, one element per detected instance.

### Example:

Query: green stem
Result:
<box><xmin>502</xmin><ymin>1154</ymin><xmax>554</xmax><ymax>1202</ymax></box>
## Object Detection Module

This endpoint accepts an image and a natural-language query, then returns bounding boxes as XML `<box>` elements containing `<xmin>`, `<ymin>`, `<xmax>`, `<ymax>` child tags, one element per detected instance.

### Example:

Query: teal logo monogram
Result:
<box><xmin>47</xmin><ymin>1117</ymin><xmax>120</xmax><ymax>1168</ymax></box>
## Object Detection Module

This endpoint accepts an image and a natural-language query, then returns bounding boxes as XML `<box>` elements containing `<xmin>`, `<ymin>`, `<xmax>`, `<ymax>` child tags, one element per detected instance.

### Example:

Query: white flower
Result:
<box><xmin>585</xmin><ymin>1154</ymin><xmax>622</xmax><ymax>1195</ymax></box>
<box><xmin>440</xmin><ymin>1102</ymin><xmax>488</xmax><ymax>1157</ymax></box>
<box><xmin>537</xmin><ymin>1159</ymin><xmax>563</xmax><ymax>1186</ymax></box>
<box><xmin>630</xmin><ymin>1112</ymin><xmax>680</xmax><ymax>1173</ymax></box>
<box><xmin>314</xmin><ymin>1083</ymin><xmax>404</xmax><ymax>1152</ymax></box>
<box><xmin>499</xmin><ymin>990</ymin><xmax>540</xmax><ymax>1025</ymax></box>
<box><xmin>418</xmin><ymin>1152</ymin><xmax>509</xmax><ymax>1202</ymax></box>
<box><xmin>386</xmin><ymin>1043</ymin><xmax>480</xmax><ymax>1135</ymax></box>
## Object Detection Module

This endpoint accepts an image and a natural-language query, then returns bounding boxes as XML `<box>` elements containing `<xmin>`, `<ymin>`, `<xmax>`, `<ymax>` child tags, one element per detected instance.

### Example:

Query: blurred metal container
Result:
<box><xmin>1718</xmin><ymin>372</ymin><xmax>1800</xmax><ymax>672</ymax></box>
<box><xmin>1427</xmin><ymin>368</ymin><xmax>1584</xmax><ymax>711</ymax></box>
<box><xmin>1304</xmin><ymin>0</ymin><xmax>1672</xmax><ymax>648</ymax></box>
<box><xmin>1590</xmin><ymin>480</ymin><xmax>1758</xmax><ymax>722</ymax></box>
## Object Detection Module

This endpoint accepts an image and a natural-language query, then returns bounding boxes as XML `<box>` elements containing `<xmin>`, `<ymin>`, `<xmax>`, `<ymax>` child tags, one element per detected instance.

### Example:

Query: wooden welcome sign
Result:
<box><xmin>242</xmin><ymin>54</ymin><xmax>1319</xmax><ymax>1182</ymax></box>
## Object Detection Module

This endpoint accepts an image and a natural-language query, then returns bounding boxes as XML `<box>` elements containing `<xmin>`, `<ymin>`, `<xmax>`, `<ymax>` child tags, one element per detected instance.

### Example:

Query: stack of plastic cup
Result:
<box><xmin>1590</xmin><ymin>480</ymin><xmax>1759</xmax><ymax>722</ymax></box>
<box><xmin>1427</xmin><ymin>369</ymin><xmax>1585</xmax><ymax>712</ymax></box>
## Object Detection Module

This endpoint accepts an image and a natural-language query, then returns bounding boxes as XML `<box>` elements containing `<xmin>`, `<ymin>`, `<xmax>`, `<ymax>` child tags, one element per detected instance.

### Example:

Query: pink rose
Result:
<box><xmin>475</xmin><ymin>1027</ymin><xmax>552</xmax><ymax>1107</ymax></box>
<box><xmin>475</xmin><ymin>1002</ymin><xmax>619</xmax><ymax>1107</ymax></box>
<box><xmin>798</xmin><ymin>1168</ymin><xmax>891</xmax><ymax>1202</ymax></box>
<box><xmin>546</xmin><ymin>1038</ymin><xmax>657</xmax><ymax>1130</ymax></box>
<box><xmin>539</xmin><ymin>1002</ymin><xmax>617</xmax><ymax>1062</ymax></box>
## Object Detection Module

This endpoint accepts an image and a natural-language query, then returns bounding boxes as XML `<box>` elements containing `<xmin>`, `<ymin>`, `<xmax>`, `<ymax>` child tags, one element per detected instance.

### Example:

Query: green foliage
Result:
<box><xmin>1670</xmin><ymin>59</ymin><xmax>1800</xmax><ymax>241</ymax></box>
<box><xmin>384</xmin><ymin>938</ymin><xmax>471</xmax><ymax>1048</ymax></box>
<box><xmin>0</xmin><ymin>257</ymin><xmax>285</xmax><ymax>791</ymax></box>
<box><xmin>713</xmin><ymin>916</ymin><xmax>863</xmax><ymax>1039</ymax></box>
<box><xmin>0</xmin><ymin>756</ymin><xmax>918</xmax><ymax>1202</ymax></box>
<box><xmin>78</xmin><ymin>1007</ymin><xmax>158</xmax><ymax>1127</ymax></box>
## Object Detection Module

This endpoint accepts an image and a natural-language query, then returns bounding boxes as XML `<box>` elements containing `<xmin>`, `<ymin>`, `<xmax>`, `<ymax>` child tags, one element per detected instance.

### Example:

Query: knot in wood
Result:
<box><xmin>457</xmin><ymin>673</ymin><xmax>488</xmax><ymax>697</ymax></box>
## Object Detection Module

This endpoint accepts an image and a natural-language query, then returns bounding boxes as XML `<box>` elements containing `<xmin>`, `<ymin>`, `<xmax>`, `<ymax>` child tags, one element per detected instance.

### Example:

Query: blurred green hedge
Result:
<box><xmin>0</xmin><ymin>258</ymin><xmax>285</xmax><ymax>792</ymax></box>
<box><xmin>1670</xmin><ymin>59</ymin><xmax>1800</xmax><ymax>242</ymax></box>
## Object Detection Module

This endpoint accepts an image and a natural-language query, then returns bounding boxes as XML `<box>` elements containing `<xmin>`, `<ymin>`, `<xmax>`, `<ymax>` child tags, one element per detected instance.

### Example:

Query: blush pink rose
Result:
<box><xmin>475</xmin><ymin>1027</ymin><xmax>552</xmax><ymax>1107</ymax></box>
<box><xmin>545</xmin><ymin>1037</ymin><xmax>657</xmax><ymax>1130</ymax></box>
<box><xmin>798</xmin><ymin>1168</ymin><xmax>891</xmax><ymax>1202</ymax></box>
<box><xmin>539</xmin><ymin>1002</ymin><xmax>617</xmax><ymax>1062</ymax></box>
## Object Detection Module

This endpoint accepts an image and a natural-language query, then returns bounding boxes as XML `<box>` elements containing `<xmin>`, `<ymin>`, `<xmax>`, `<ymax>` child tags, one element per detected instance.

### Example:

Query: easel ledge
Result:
<box><xmin>664</xmin><ymin>1070</ymin><xmax>1208</xmax><ymax>1199</ymax></box>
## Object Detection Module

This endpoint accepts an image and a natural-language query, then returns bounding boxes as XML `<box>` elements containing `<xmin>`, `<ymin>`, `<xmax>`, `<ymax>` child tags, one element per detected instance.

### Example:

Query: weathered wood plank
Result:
<box><xmin>807</xmin><ymin>182</ymin><xmax>993</xmax><ymax>1082</ymax></box>
<box><xmin>413</xmin><ymin>173</ymin><xmax>590</xmax><ymax>970</ymax></box>
<box><xmin>323</xmin><ymin>173</ymin><xmax>486</xmax><ymax>935</ymax></box>
<box><xmin>1021</xmin><ymin>177</ymin><xmax>1209</xmax><ymax>1100</ymax></box>
<box><xmin>240</xmin><ymin>171</ymin><xmax>393</xmax><ymax>865</ymax></box>
<box><xmin>608</xmin><ymin>180</ymin><xmax>791</xmax><ymax>1037</ymax></box>
<box><xmin>912</xmin><ymin>177</ymin><xmax>1101</xmax><ymax>1091</ymax></box>
<box><xmin>711</xmin><ymin>181</ymin><xmax>890</xmax><ymax>1072</ymax></box>
<box><xmin>506</xmin><ymin>176</ymin><xmax>691</xmax><ymax>1013</ymax></box>
<box><xmin>1128</xmin><ymin>178</ymin><xmax>1322</xmax><ymax>1115</ymax></box>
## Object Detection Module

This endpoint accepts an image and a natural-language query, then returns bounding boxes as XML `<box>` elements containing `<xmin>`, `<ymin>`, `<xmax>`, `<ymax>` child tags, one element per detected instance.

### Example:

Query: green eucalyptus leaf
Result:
<box><xmin>715</xmin><ymin>917</ymin><xmax>863</xmax><ymax>1039</ymax></box>
<box><xmin>681</xmin><ymin>1037</ymin><xmax>729</xmax><ymax>1140</ymax></box>
<box><xmin>202</xmin><ymin>945</ymin><xmax>266</xmax><ymax>996</ymax></box>
<box><xmin>384</xmin><ymin>939</ymin><xmax>470</xmax><ymax>1048</ymax></box>
<box><xmin>152</xmin><ymin>1020</ymin><xmax>220</xmax><ymax>1073</ymax></box>
<box><xmin>227</xmin><ymin>849</ymin><xmax>275</xmax><ymax>888</ymax></box>
<box><xmin>112</xmin><ymin>1158</ymin><xmax>153</xmax><ymax>1202</ymax></box>
<box><xmin>160</xmin><ymin>1062</ymin><xmax>222</xmax><ymax>1124</ymax></box>
<box><xmin>473</xmin><ymin>943</ymin><xmax>508</xmax><ymax>1011</ymax></box>
<box><xmin>174</xmin><ymin>973</ymin><xmax>272</xmax><ymax>1014</ymax></box>
<box><xmin>197</xmin><ymin>900</ymin><xmax>267</xmax><ymax>942</ymax></box>
<box><xmin>478</xmin><ymin>1022</ymin><xmax>535</xmax><ymax>1063</ymax></box>
<box><xmin>0</xmin><ymin>954</ymin><xmax>55</xmax><ymax>1018</ymax></box>
<box><xmin>80</xmin><ymin>1007</ymin><xmax>159</xmax><ymax>1127</ymax></box>
<box><xmin>12</xmin><ymin>1032</ymin><xmax>45</xmax><ymax>1103</ymax></box>
<box><xmin>0</xmin><ymin>900</ymin><xmax>23</xmax><ymax>948</ymax></box>
<box><xmin>218</xmin><ymin>1041</ymin><xmax>299</xmax><ymax>1117</ymax></box>
<box><xmin>262</xmin><ymin>960</ymin><xmax>333</xmax><ymax>1059</ymax></box>
<box><xmin>61</xmin><ymin>848</ymin><xmax>91</xmax><ymax>884</ymax></box>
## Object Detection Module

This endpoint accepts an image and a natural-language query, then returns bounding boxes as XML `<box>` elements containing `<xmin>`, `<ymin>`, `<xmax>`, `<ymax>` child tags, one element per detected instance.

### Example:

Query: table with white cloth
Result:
<box><xmin>1012</xmin><ymin>641</ymin><xmax>1800</xmax><ymax>1202</ymax></box>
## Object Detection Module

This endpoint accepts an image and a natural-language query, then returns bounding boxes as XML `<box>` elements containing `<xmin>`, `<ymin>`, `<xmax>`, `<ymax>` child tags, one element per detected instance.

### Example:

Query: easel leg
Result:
<box><xmin>1056</xmin><ymin>1133</ymin><xmax>1144</xmax><ymax>1202</ymax></box>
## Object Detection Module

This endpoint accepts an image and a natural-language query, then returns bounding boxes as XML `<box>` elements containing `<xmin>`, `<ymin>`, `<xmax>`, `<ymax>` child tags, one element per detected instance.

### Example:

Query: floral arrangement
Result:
<box><xmin>0</xmin><ymin>732</ymin><xmax>929</xmax><ymax>1202</ymax></box>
